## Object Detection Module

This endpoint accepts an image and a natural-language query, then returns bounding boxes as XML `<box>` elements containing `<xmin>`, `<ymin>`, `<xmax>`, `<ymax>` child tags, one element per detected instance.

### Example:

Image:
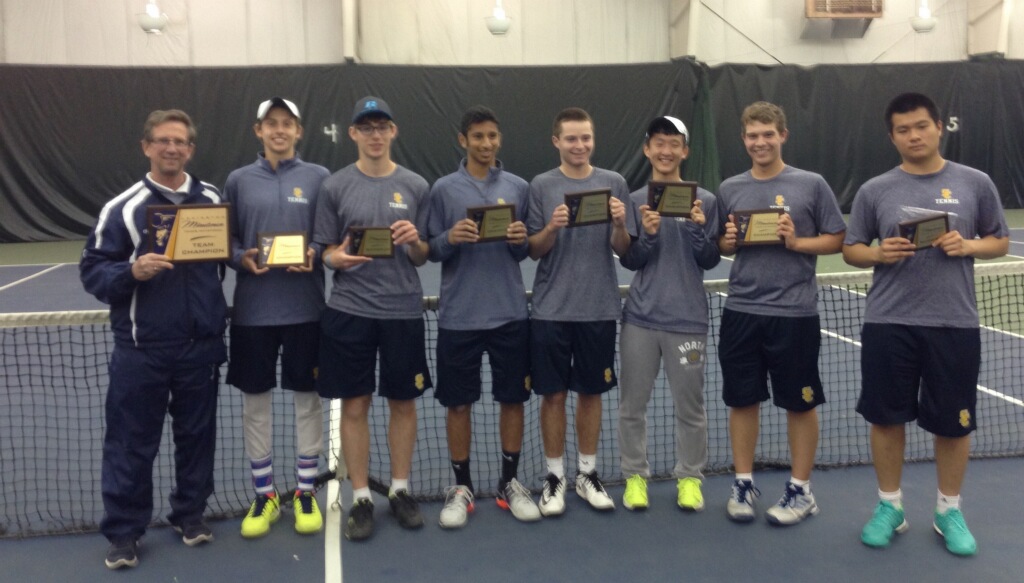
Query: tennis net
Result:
<box><xmin>2</xmin><ymin>262</ymin><xmax>1023</xmax><ymax>537</ymax></box>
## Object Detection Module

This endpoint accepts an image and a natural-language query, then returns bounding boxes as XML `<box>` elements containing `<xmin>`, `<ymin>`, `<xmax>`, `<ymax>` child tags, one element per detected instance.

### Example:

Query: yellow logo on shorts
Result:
<box><xmin>604</xmin><ymin>368</ymin><xmax>613</xmax><ymax>383</ymax></box>
<box><xmin>959</xmin><ymin>409</ymin><xmax>971</xmax><ymax>428</ymax></box>
<box><xmin>414</xmin><ymin>373</ymin><xmax>425</xmax><ymax>390</ymax></box>
<box><xmin>801</xmin><ymin>387</ymin><xmax>814</xmax><ymax>403</ymax></box>
<box><xmin>524</xmin><ymin>375</ymin><xmax>532</xmax><ymax>392</ymax></box>
<box><xmin>312</xmin><ymin>367</ymin><xmax>318</xmax><ymax>380</ymax></box>
<box><xmin>293</xmin><ymin>187</ymin><xmax>303</xmax><ymax>198</ymax></box>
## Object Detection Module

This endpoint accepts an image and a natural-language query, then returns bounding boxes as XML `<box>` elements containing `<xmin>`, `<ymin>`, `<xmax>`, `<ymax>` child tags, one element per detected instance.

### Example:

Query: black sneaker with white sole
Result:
<box><xmin>104</xmin><ymin>537</ymin><xmax>139</xmax><ymax>570</ymax></box>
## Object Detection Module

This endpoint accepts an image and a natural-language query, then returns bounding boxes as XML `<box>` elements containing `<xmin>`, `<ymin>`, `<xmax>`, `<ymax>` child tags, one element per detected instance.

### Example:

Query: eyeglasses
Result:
<box><xmin>354</xmin><ymin>124</ymin><xmax>392</xmax><ymax>136</ymax></box>
<box><xmin>148</xmin><ymin>137</ymin><xmax>192</xmax><ymax>149</ymax></box>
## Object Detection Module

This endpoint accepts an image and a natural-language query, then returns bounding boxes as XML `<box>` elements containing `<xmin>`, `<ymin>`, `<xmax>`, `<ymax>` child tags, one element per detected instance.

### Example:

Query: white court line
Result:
<box><xmin>324</xmin><ymin>399</ymin><xmax>343</xmax><ymax>583</ymax></box>
<box><xmin>0</xmin><ymin>264</ymin><xmax>67</xmax><ymax>292</ymax></box>
<box><xmin>822</xmin><ymin>284</ymin><xmax>1024</xmax><ymax>408</ymax></box>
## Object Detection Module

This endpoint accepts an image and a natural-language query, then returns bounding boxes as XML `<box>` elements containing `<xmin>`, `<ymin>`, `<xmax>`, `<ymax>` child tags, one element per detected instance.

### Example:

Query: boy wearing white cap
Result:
<box><xmin>618</xmin><ymin>116</ymin><xmax>720</xmax><ymax>512</ymax></box>
<box><xmin>224</xmin><ymin>97</ymin><xmax>330</xmax><ymax>538</ymax></box>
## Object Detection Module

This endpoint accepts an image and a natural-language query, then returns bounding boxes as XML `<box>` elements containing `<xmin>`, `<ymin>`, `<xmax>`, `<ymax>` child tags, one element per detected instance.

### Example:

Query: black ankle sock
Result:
<box><xmin>451</xmin><ymin>459</ymin><xmax>473</xmax><ymax>494</ymax></box>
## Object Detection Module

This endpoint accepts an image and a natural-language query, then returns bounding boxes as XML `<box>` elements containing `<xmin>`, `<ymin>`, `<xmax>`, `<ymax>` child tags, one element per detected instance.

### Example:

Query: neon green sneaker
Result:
<box><xmin>677</xmin><ymin>477</ymin><xmax>704</xmax><ymax>511</ymax></box>
<box><xmin>933</xmin><ymin>508</ymin><xmax>977</xmax><ymax>556</ymax></box>
<box><xmin>294</xmin><ymin>490</ymin><xmax>323</xmax><ymax>534</ymax></box>
<box><xmin>623</xmin><ymin>474</ymin><xmax>648</xmax><ymax>511</ymax></box>
<box><xmin>860</xmin><ymin>500</ymin><xmax>908</xmax><ymax>548</ymax></box>
<box><xmin>241</xmin><ymin>492</ymin><xmax>280</xmax><ymax>538</ymax></box>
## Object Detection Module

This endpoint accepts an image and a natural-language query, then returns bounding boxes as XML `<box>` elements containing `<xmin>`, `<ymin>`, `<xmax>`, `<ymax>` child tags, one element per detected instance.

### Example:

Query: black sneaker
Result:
<box><xmin>345</xmin><ymin>498</ymin><xmax>375</xmax><ymax>541</ymax></box>
<box><xmin>173</xmin><ymin>521</ymin><xmax>214</xmax><ymax>546</ymax></box>
<box><xmin>104</xmin><ymin>537</ymin><xmax>139</xmax><ymax>570</ymax></box>
<box><xmin>389</xmin><ymin>489</ymin><xmax>424</xmax><ymax>529</ymax></box>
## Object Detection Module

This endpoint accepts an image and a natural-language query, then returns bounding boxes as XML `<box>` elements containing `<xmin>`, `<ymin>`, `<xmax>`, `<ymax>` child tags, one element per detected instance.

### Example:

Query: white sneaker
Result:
<box><xmin>539</xmin><ymin>473</ymin><xmax>567</xmax><ymax>517</ymax></box>
<box><xmin>765</xmin><ymin>481</ymin><xmax>819</xmax><ymax>526</ymax></box>
<box><xmin>575</xmin><ymin>470</ymin><xmax>615</xmax><ymax>511</ymax></box>
<box><xmin>497</xmin><ymin>478</ymin><xmax>541</xmax><ymax>522</ymax></box>
<box><xmin>438</xmin><ymin>486</ymin><xmax>474</xmax><ymax>529</ymax></box>
<box><xmin>727</xmin><ymin>479</ymin><xmax>760</xmax><ymax>523</ymax></box>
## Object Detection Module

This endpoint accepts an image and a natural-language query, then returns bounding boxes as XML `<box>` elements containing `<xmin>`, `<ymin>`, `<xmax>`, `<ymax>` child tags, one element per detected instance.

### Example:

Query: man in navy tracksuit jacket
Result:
<box><xmin>80</xmin><ymin>109</ymin><xmax>227</xmax><ymax>570</ymax></box>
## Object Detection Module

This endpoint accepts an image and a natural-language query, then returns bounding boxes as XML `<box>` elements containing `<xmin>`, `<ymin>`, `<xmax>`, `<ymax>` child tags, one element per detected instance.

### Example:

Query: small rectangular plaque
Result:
<box><xmin>565</xmin><ymin>189</ymin><xmax>611</xmax><ymax>227</ymax></box>
<box><xmin>348</xmin><ymin>226</ymin><xmax>394</xmax><ymax>258</ymax></box>
<box><xmin>648</xmin><ymin>181</ymin><xmax>697</xmax><ymax>218</ymax></box>
<box><xmin>257</xmin><ymin>231</ymin><xmax>308</xmax><ymax>268</ymax></box>
<box><xmin>898</xmin><ymin>214</ymin><xmax>949</xmax><ymax>250</ymax></box>
<box><xmin>735</xmin><ymin>209</ymin><xmax>784</xmax><ymax>246</ymax></box>
<box><xmin>467</xmin><ymin>204</ymin><xmax>516</xmax><ymax>243</ymax></box>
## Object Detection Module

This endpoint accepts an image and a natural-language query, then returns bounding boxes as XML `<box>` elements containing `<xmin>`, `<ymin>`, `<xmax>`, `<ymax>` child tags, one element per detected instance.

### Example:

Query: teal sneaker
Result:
<box><xmin>933</xmin><ymin>509</ymin><xmax>977</xmax><ymax>556</ymax></box>
<box><xmin>861</xmin><ymin>500</ymin><xmax>909</xmax><ymax>548</ymax></box>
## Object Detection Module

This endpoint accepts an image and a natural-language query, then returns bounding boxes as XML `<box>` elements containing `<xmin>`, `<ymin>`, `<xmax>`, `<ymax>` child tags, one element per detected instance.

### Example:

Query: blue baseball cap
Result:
<box><xmin>352</xmin><ymin>96</ymin><xmax>393</xmax><ymax>124</ymax></box>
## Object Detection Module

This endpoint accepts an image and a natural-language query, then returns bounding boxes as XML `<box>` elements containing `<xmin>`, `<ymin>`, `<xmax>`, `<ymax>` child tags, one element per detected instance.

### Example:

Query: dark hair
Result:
<box><xmin>459</xmin><ymin>105</ymin><xmax>500</xmax><ymax>136</ymax></box>
<box><xmin>143</xmin><ymin>109</ymin><xmax>196</xmax><ymax>143</ymax></box>
<box><xmin>885</xmin><ymin>92</ymin><xmax>941</xmax><ymax>133</ymax></box>
<box><xmin>741</xmin><ymin>101</ymin><xmax>786</xmax><ymax>133</ymax></box>
<box><xmin>552</xmin><ymin>107</ymin><xmax>592</xmax><ymax>137</ymax></box>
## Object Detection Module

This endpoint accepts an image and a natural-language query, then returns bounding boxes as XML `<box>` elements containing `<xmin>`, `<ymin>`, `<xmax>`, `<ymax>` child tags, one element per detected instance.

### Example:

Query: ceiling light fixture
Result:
<box><xmin>138</xmin><ymin>1</ymin><xmax>169</xmax><ymax>35</ymax></box>
<box><xmin>911</xmin><ymin>0</ymin><xmax>937</xmax><ymax>33</ymax></box>
<box><xmin>485</xmin><ymin>0</ymin><xmax>512</xmax><ymax>35</ymax></box>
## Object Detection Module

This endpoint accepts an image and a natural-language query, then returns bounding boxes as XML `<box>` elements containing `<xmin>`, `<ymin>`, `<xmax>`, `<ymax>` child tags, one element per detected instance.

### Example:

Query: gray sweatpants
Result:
<box><xmin>618</xmin><ymin>323</ymin><xmax>708</xmax><ymax>480</ymax></box>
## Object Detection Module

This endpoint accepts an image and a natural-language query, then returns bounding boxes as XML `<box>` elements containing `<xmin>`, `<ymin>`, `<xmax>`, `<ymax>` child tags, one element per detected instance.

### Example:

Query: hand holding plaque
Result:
<box><xmin>648</xmin><ymin>181</ymin><xmax>697</xmax><ymax>218</ymax></box>
<box><xmin>565</xmin><ymin>189</ymin><xmax>612</xmax><ymax>227</ymax></box>
<box><xmin>898</xmin><ymin>213</ymin><xmax>949</xmax><ymax>250</ymax></box>
<box><xmin>467</xmin><ymin>204</ymin><xmax>516</xmax><ymax>242</ymax></box>
<box><xmin>348</xmin><ymin>226</ymin><xmax>394</xmax><ymax>258</ymax></box>
<box><xmin>147</xmin><ymin>204</ymin><xmax>231</xmax><ymax>262</ymax></box>
<box><xmin>734</xmin><ymin>209</ymin><xmax>784</xmax><ymax>246</ymax></box>
<box><xmin>257</xmin><ymin>231</ymin><xmax>308</xmax><ymax>268</ymax></box>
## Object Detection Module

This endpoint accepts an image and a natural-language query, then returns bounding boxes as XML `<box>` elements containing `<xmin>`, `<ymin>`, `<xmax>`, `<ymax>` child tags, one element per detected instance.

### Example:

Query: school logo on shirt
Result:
<box><xmin>801</xmin><ymin>387</ymin><xmax>815</xmax><ymax>403</ymax></box>
<box><xmin>390</xmin><ymin>192</ymin><xmax>409</xmax><ymax>210</ymax></box>
<box><xmin>936</xmin><ymin>188</ymin><xmax>960</xmax><ymax>205</ymax></box>
<box><xmin>497</xmin><ymin>198</ymin><xmax>506</xmax><ymax>204</ymax></box>
<box><xmin>959</xmin><ymin>409</ymin><xmax>971</xmax><ymax>428</ymax></box>
<box><xmin>414</xmin><ymin>373</ymin><xmax>425</xmax><ymax>391</ymax></box>
<box><xmin>770</xmin><ymin>194</ymin><xmax>790</xmax><ymax>212</ymax></box>
<box><xmin>678</xmin><ymin>341</ymin><xmax>705</xmax><ymax>367</ymax></box>
<box><xmin>288</xmin><ymin>186</ymin><xmax>309</xmax><ymax>204</ymax></box>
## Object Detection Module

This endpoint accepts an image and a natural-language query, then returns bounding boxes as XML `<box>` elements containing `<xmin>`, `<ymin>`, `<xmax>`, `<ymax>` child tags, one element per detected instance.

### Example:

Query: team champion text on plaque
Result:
<box><xmin>147</xmin><ymin>204</ymin><xmax>231</xmax><ymax>262</ymax></box>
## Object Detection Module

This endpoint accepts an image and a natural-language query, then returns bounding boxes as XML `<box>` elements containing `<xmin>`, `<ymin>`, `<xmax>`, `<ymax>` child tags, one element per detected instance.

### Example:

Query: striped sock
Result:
<box><xmin>296</xmin><ymin>455</ymin><xmax>318</xmax><ymax>493</ymax></box>
<box><xmin>251</xmin><ymin>456</ymin><xmax>274</xmax><ymax>496</ymax></box>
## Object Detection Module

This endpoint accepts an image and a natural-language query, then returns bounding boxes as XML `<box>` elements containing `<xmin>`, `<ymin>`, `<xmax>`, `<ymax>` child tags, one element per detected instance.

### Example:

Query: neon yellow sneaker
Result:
<box><xmin>677</xmin><ymin>477</ymin><xmax>704</xmax><ymax>511</ymax></box>
<box><xmin>294</xmin><ymin>490</ymin><xmax>323</xmax><ymax>534</ymax></box>
<box><xmin>241</xmin><ymin>492</ymin><xmax>280</xmax><ymax>538</ymax></box>
<box><xmin>623</xmin><ymin>474</ymin><xmax>648</xmax><ymax>510</ymax></box>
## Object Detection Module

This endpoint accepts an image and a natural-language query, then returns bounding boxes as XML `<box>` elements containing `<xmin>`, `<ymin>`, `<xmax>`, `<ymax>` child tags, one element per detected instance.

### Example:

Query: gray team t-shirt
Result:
<box><xmin>313</xmin><ymin>163</ymin><xmax>429</xmax><ymax>319</ymax></box>
<box><xmin>717</xmin><ymin>166</ymin><xmax>846</xmax><ymax>317</ymax></box>
<box><xmin>527</xmin><ymin>167</ymin><xmax>631</xmax><ymax>321</ymax></box>
<box><xmin>621</xmin><ymin>187</ymin><xmax>720</xmax><ymax>334</ymax></box>
<box><xmin>845</xmin><ymin>162</ymin><xmax>1008</xmax><ymax>328</ymax></box>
